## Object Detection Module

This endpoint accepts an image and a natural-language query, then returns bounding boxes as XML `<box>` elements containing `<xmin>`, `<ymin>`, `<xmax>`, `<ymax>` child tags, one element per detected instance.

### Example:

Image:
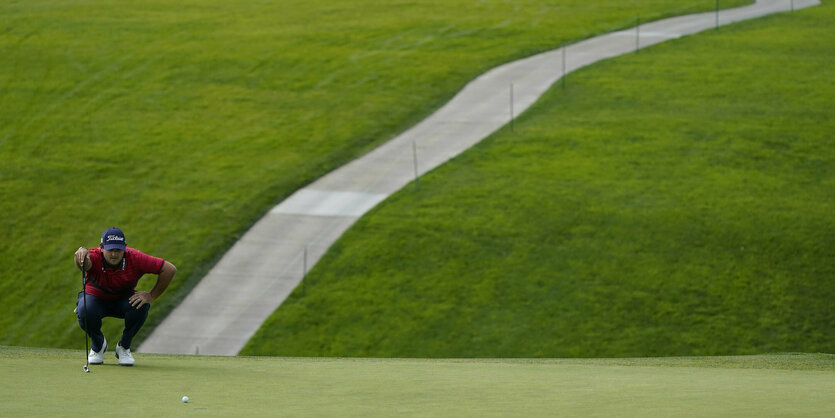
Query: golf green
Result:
<box><xmin>1</xmin><ymin>347</ymin><xmax>831</xmax><ymax>416</ymax></box>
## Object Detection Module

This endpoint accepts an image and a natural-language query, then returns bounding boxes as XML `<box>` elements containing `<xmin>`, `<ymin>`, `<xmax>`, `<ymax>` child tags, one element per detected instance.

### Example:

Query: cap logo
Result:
<box><xmin>106</xmin><ymin>235</ymin><xmax>125</xmax><ymax>242</ymax></box>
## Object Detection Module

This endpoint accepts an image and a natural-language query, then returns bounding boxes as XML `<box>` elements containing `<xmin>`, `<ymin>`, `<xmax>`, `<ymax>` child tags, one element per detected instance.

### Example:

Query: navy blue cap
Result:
<box><xmin>101</xmin><ymin>227</ymin><xmax>126</xmax><ymax>251</ymax></box>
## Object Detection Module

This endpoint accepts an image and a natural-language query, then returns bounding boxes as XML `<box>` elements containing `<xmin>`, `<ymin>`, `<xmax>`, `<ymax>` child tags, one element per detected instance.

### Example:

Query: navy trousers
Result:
<box><xmin>76</xmin><ymin>291</ymin><xmax>149</xmax><ymax>351</ymax></box>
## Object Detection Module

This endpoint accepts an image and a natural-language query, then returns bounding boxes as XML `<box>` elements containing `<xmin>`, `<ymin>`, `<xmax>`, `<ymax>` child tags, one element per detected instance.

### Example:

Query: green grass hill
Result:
<box><xmin>1</xmin><ymin>1</ymin><xmax>749</xmax><ymax>350</ymax></box>
<box><xmin>242</xmin><ymin>2</ymin><xmax>834</xmax><ymax>357</ymax></box>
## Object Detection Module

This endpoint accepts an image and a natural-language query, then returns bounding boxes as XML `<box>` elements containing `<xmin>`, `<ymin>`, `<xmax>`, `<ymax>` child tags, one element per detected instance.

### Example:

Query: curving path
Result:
<box><xmin>139</xmin><ymin>0</ymin><xmax>819</xmax><ymax>356</ymax></box>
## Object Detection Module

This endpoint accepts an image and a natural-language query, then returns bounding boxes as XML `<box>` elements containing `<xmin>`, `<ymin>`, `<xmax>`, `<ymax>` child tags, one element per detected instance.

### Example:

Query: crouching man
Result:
<box><xmin>74</xmin><ymin>227</ymin><xmax>177</xmax><ymax>366</ymax></box>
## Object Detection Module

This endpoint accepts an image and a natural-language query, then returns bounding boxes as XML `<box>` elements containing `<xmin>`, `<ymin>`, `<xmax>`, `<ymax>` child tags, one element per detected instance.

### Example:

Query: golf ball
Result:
<box><xmin>182</xmin><ymin>396</ymin><xmax>189</xmax><ymax>403</ymax></box>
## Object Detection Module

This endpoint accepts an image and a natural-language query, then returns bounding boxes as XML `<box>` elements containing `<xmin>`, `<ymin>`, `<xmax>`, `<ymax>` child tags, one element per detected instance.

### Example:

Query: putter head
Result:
<box><xmin>83</xmin><ymin>365</ymin><xmax>90</xmax><ymax>373</ymax></box>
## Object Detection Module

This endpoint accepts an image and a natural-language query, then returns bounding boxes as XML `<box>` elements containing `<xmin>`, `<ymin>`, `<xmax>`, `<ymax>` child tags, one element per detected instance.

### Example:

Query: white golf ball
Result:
<box><xmin>182</xmin><ymin>396</ymin><xmax>189</xmax><ymax>403</ymax></box>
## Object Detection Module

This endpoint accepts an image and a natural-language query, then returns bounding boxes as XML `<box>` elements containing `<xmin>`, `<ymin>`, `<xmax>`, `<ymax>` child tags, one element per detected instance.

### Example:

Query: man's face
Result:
<box><xmin>102</xmin><ymin>248</ymin><xmax>125</xmax><ymax>266</ymax></box>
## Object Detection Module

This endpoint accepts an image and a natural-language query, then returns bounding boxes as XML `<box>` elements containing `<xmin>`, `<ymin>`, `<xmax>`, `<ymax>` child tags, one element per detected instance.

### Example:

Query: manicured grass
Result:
<box><xmin>243</xmin><ymin>3</ymin><xmax>834</xmax><ymax>357</ymax></box>
<box><xmin>0</xmin><ymin>0</ymin><xmax>748</xmax><ymax>350</ymax></box>
<box><xmin>1</xmin><ymin>346</ymin><xmax>832</xmax><ymax>417</ymax></box>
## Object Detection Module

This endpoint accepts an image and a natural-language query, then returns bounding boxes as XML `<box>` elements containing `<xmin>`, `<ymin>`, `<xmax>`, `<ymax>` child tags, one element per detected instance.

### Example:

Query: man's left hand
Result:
<box><xmin>129</xmin><ymin>292</ymin><xmax>154</xmax><ymax>309</ymax></box>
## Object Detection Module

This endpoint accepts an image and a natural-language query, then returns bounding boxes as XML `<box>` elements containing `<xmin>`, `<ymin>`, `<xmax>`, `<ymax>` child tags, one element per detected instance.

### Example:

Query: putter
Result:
<box><xmin>80</xmin><ymin>264</ymin><xmax>90</xmax><ymax>373</ymax></box>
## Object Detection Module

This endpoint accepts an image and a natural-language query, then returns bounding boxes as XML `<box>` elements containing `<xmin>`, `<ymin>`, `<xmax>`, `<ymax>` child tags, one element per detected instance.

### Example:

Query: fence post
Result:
<box><xmin>562</xmin><ymin>46</ymin><xmax>566</xmax><ymax>90</ymax></box>
<box><xmin>636</xmin><ymin>15</ymin><xmax>641</xmax><ymax>53</ymax></box>
<box><xmin>412</xmin><ymin>141</ymin><xmax>419</xmax><ymax>186</ymax></box>
<box><xmin>510</xmin><ymin>83</ymin><xmax>515</xmax><ymax>131</ymax></box>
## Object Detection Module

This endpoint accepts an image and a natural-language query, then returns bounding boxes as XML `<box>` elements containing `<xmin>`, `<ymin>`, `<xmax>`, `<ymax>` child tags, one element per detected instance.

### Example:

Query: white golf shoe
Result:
<box><xmin>88</xmin><ymin>337</ymin><xmax>107</xmax><ymax>365</ymax></box>
<box><xmin>115</xmin><ymin>344</ymin><xmax>135</xmax><ymax>366</ymax></box>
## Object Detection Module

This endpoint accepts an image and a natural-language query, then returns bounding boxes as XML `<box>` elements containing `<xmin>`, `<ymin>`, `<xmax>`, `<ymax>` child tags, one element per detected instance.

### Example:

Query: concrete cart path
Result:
<box><xmin>139</xmin><ymin>0</ymin><xmax>819</xmax><ymax>356</ymax></box>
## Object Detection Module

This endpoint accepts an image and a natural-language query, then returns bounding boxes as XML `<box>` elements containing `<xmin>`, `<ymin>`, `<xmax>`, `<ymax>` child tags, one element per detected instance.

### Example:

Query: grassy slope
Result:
<box><xmin>1</xmin><ymin>346</ymin><xmax>833</xmax><ymax>417</ymax></box>
<box><xmin>243</xmin><ymin>3</ymin><xmax>834</xmax><ymax>357</ymax></box>
<box><xmin>0</xmin><ymin>0</ymin><xmax>743</xmax><ymax>349</ymax></box>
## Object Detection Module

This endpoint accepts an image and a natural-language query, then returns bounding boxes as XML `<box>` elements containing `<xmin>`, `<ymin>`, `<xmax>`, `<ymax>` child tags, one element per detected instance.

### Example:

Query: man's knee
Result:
<box><xmin>76</xmin><ymin>292</ymin><xmax>103</xmax><ymax>330</ymax></box>
<box><xmin>75</xmin><ymin>292</ymin><xmax>93</xmax><ymax>321</ymax></box>
<box><xmin>126</xmin><ymin>303</ymin><xmax>150</xmax><ymax>319</ymax></box>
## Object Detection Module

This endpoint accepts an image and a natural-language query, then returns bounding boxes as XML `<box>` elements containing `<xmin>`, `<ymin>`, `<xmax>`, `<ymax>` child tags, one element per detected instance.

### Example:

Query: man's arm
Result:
<box><xmin>130</xmin><ymin>261</ymin><xmax>177</xmax><ymax>309</ymax></box>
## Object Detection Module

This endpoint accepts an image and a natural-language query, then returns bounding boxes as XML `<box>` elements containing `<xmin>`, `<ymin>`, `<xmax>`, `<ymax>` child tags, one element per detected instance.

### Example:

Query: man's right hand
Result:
<box><xmin>75</xmin><ymin>247</ymin><xmax>90</xmax><ymax>271</ymax></box>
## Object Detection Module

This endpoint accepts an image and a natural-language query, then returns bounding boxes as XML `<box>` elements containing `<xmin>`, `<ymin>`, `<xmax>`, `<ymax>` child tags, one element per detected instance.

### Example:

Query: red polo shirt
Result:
<box><xmin>86</xmin><ymin>247</ymin><xmax>165</xmax><ymax>300</ymax></box>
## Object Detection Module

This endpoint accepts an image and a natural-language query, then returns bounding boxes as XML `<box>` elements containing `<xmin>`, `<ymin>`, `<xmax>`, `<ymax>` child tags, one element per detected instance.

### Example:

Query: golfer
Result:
<box><xmin>73</xmin><ymin>227</ymin><xmax>177</xmax><ymax>366</ymax></box>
